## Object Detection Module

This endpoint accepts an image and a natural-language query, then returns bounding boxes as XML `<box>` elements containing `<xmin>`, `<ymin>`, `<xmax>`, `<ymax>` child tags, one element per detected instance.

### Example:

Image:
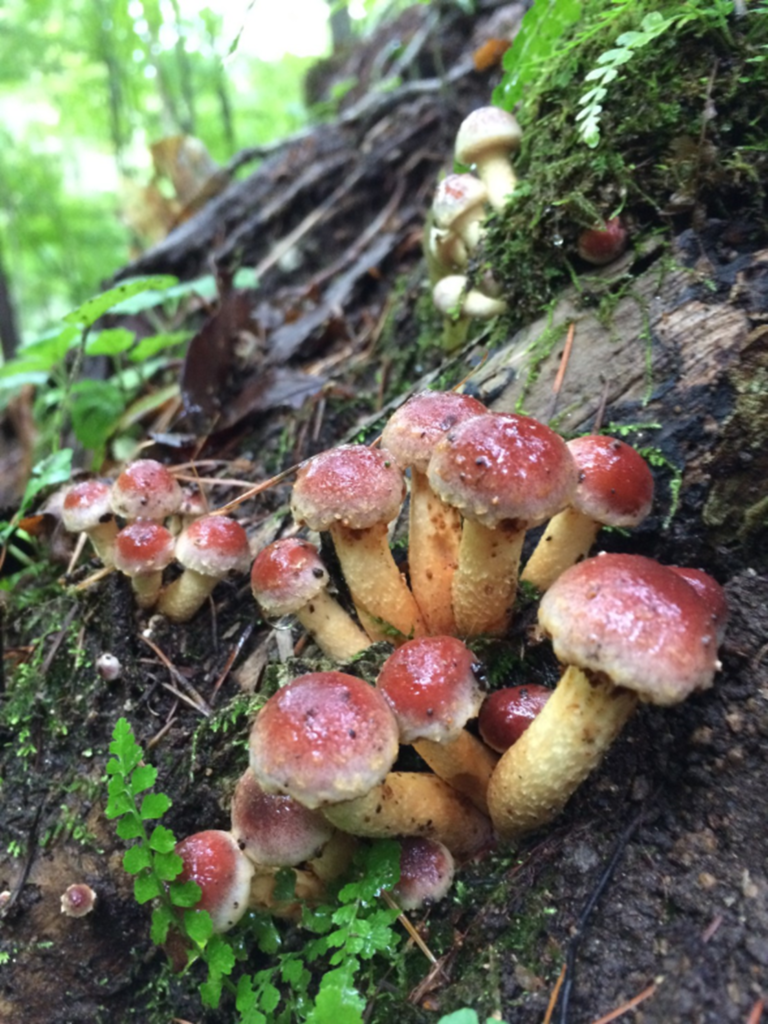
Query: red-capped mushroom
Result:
<box><xmin>110</xmin><ymin>459</ymin><xmax>182</xmax><ymax>522</ymax></box>
<box><xmin>113</xmin><ymin>520</ymin><xmax>176</xmax><ymax>609</ymax></box>
<box><xmin>376</xmin><ymin>636</ymin><xmax>497</xmax><ymax>813</ymax></box>
<box><xmin>381</xmin><ymin>391</ymin><xmax>487</xmax><ymax>635</ymax></box>
<box><xmin>157</xmin><ymin>515</ymin><xmax>251</xmax><ymax>622</ymax></box>
<box><xmin>521</xmin><ymin>434</ymin><xmax>654</xmax><ymax>592</ymax></box>
<box><xmin>231</xmin><ymin>767</ymin><xmax>335</xmax><ymax>867</ymax></box>
<box><xmin>60</xmin><ymin>883</ymin><xmax>97</xmax><ymax>918</ymax></box>
<box><xmin>427</xmin><ymin>412</ymin><xmax>578</xmax><ymax>637</ymax></box>
<box><xmin>175</xmin><ymin>829</ymin><xmax>254</xmax><ymax>933</ymax></box>
<box><xmin>487</xmin><ymin>554</ymin><xmax>724</xmax><ymax>842</ymax></box>
<box><xmin>478</xmin><ymin>684</ymin><xmax>552</xmax><ymax>753</ymax></box>
<box><xmin>577</xmin><ymin>217</ymin><xmax>628</xmax><ymax>265</ymax></box>
<box><xmin>389</xmin><ymin>837</ymin><xmax>455</xmax><ymax>910</ymax></box>
<box><xmin>250</xmin><ymin>537</ymin><xmax>370</xmax><ymax>661</ymax></box>
<box><xmin>62</xmin><ymin>480</ymin><xmax>118</xmax><ymax>565</ymax></box>
<box><xmin>669</xmin><ymin>565</ymin><xmax>729</xmax><ymax>645</ymax></box>
<box><xmin>455</xmin><ymin>106</ymin><xmax>522</xmax><ymax>211</ymax></box>
<box><xmin>290</xmin><ymin>445</ymin><xmax>425</xmax><ymax>643</ymax></box>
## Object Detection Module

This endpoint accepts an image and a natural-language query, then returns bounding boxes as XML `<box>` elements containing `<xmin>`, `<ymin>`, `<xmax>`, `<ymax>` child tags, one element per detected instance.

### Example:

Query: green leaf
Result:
<box><xmin>207</xmin><ymin>934</ymin><xmax>236</xmax><ymax>975</ymax></box>
<box><xmin>273</xmin><ymin>867</ymin><xmax>298</xmax><ymax>903</ymax></box>
<box><xmin>169</xmin><ymin>879</ymin><xmax>202</xmax><ymax>907</ymax></box>
<box><xmin>105</xmin><ymin>792</ymin><xmax>134</xmax><ymax>821</ymax></box>
<box><xmin>153</xmin><ymin>850</ymin><xmax>184</xmax><ymax>881</ymax></box>
<box><xmin>123</xmin><ymin>844</ymin><xmax>152</xmax><ymax>874</ymax></box>
<box><xmin>116</xmin><ymin>815</ymin><xmax>144</xmax><ymax>840</ymax></box>
<box><xmin>148</xmin><ymin>824</ymin><xmax>177</xmax><ymax>853</ymax></box>
<box><xmin>150</xmin><ymin>904</ymin><xmax>176</xmax><ymax>945</ymax></box>
<box><xmin>130</xmin><ymin>764</ymin><xmax>158</xmax><ymax>795</ymax></box>
<box><xmin>134</xmin><ymin>871</ymin><xmax>163</xmax><ymax>904</ymax></box>
<box><xmin>139</xmin><ymin>792</ymin><xmax>172</xmax><ymax>820</ymax></box>
<box><xmin>63</xmin><ymin>276</ymin><xmax>178</xmax><ymax>328</ymax></box>
<box><xmin>252</xmin><ymin>912</ymin><xmax>282</xmax><ymax>955</ymax></box>
<box><xmin>109</xmin><ymin>718</ymin><xmax>143</xmax><ymax>771</ymax></box>
<box><xmin>18</xmin><ymin>449</ymin><xmax>73</xmax><ymax>511</ymax></box>
<box><xmin>70</xmin><ymin>379</ymin><xmax>125</xmax><ymax>452</ymax></box>
<box><xmin>128</xmin><ymin>330</ymin><xmax>190</xmax><ymax>362</ymax></box>
<box><xmin>85</xmin><ymin>327</ymin><xmax>136</xmax><ymax>357</ymax></box>
<box><xmin>306</xmin><ymin>971</ymin><xmax>366</xmax><ymax>1024</ymax></box>
<box><xmin>184</xmin><ymin>908</ymin><xmax>213</xmax><ymax>945</ymax></box>
<box><xmin>200</xmin><ymin>973</ymin><xmax>224</xmax><ymax>1009</ymax></box>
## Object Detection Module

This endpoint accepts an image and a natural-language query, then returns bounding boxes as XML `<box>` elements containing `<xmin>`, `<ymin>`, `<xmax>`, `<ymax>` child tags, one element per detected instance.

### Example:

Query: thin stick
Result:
<box><xmin>139</xmin><ymin>634</ymin><xmax>212</xmax><ymax>717</ymax></box>
<box><xmin>552</xmin><ymin>322</ymin><xmax>576</xmax><ymax>396</ymax></box>
<box><xmin>746</xmin><ymin>998</ymin><xmax>765</xmax><ymax>1024</ymax></box>
<box><xmin>589</xmin><ymin>982</ymin><xmax>657</xmax><ymax>1024</ymax></box>
<box><xmin>210</xmin><ymin>623</ymin><xmax>254</xmax><ymax>702</ymax></box>
<box><xmin>543</xmin><ymin>964</ymin><xmax>567</xmax><ymax>1024</ymax></box>
<box><xmin>380</xmin><ymin>890</ymin><xmax>437</xmax><ymax>964</ymax></box>
<box><xmin>211</xmin><ymin>463</ymin><xmax>300</xmax><ymax>515</ymax></box>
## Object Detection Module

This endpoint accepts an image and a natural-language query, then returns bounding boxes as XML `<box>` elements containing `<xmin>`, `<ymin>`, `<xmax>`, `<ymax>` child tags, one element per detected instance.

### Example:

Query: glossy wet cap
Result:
<box><xmin>175</xmin><ymin>515</ymin><xmax>251</xmax><ymax>577</ymax></box>
<box><xmin>539</xmin><ymin>553</ymin><xmax>722</xmax><ymax>705</ymax></box>
<box><xmin>432</xmin><ymin>173</ymin><xmax>488</xmax><ymax>230</ymax></box>
<box><xmin>381</xmin><ymin>391</ymin><xmax>487</xmax><ymax>474</ymax></box>
<box><xmin>249</xmin><ymin>672</ymin><xmax>400</xmax><ymax>809</ymax></box>
<box><xmin>175</xmin><ymin>830</ymin><xmax>254</xmax><ymax>933</ymax></box>
<box><xmin>251</xmin><ymin>538</ymin><xmax>329</xmax><ymax>617</ymax></box>
<box><xmin>567</xmin><ymin>435</ymin><xmax>654</xmax><ymax>526</ymax></box>
<box><xmin>113</xmin><ymin>521</ymin><xmax>175</xmax><ymax>577</ymax></box>
<box><xmin>231</xmin><ymin>768</ymin><xmax>334</xmax><ymax>867</ymax></box>
<box><xmin>62</xmin><ymin>480</ymin><xmax>113</xmax><ymax>532</ymax></box>
<box><xmin>110</xmin><ymin>459</ymin><xmax>182</xmax><ymax>521</ymax></box>
<box><xmin>390</xmin><ymin>837</ymin><xmax>455</xmax><ymax>910</ymax></box>
<box><xmin>455</xmin><ymin>106</ymin><xmax>522</xmax><ymax>166</ymax></box>
<box><xmin>478</xmin><ymin>684</ymin><xmax>551</xmax><ymax>753</ymax></box>
<box><xmin>376</xmin><ymin>636</ymin><xmax>483</xmax><ymax>743</ymax></box>
<box><xmin>669</xmin><ymin>565</ymin><xmax>728</xmax><ymax>645</ymax></box>
<box><xmin>427</xmin><ymin>412</ymin><xmax>578</xmax><ymax>528</ymax></box>
<box><xmin>291</xmin><ymin>445</ymin><xmax>405</xmax><ymax>532</ymax></box>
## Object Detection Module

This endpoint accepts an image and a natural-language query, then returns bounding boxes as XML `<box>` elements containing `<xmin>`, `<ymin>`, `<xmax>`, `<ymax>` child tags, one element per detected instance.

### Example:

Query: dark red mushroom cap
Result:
<box><xmin>478</xmin><ymin>684</ymin><xmax>551</xmax><ymax>753</ymax></box>
<box><xmin>539</xmin><ymin>553</ymin><xmax>721</xmax><ymax>705</ymax></box>
<box><xmin>376</xmin><ymin>636</ymin><xmax>482</xmax><ymax>744</ymax></box>
<box><xmin>251</xmin><ymin>538</ymin><xmax>329</xmax><ymax>617</ymax></box>
<box><xmin>291</xmin><ymin>445</ymin><xmax>405</xmax><ymax>532</ymax></box>
<box><xmin>577</xmin><ymin>217</ymin><xmax>628</xmax><ymax>265</ymax></box>
<box><xmin>390</xmin><ymin>837</ymin><xmax>455</xmax><ymax>910</ymax></box>
<box><xmin>175</xmin><ymin>830</ymin><xmax>254</xmax><ymax>933</ymax></box>
<box><xmin>175</xmin><ymin>515</ymin><xmax>251</xmax><ymax>577</ymax></box>
<box><xmin>113</xmin><ymin>521</ymin><xmax>175</xmax><ymax>577</ymax></box>
<box><xmin>669</xmin><ymin>566</ymin><xmax>728</xmax><ymax>644</ymax></box>
<box><xmin>249</xmin><ymin>672</ymin><xmax>400</xmax><ymax>809</ymax></box>
<box><xmin>566</xmin><ymin>434</ymin><xmax>654</xmax><ymax>526</ymax></box>
<box><xmin>381</xmin><ymin>391</ymin><xmax>487</xmax><ymax>474</ymax></box>
<box><xmin>62</xmin><ymin>480</ymin><xmax>113</xmax><ymax>533</ymax></box>
<box><xmin>427</xmin><ymin>412</ymin><xmax>578</xmax><ymax>528</ymax></box>
<box><xmin>110</xmin><ymin>459</ymin><xmax>182</xmax><ymax>521</ymax></box>
<box><xmin>231</xmin><ymin>768</ymin><xmax>334</xmax><ymax>867</ymax></box>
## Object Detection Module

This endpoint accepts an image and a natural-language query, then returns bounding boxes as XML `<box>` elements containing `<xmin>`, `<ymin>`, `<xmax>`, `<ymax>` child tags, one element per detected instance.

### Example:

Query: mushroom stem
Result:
<box><xmin>452</xmin><ymin>520</ymin><xmax>526</xmax><ymax>637</ymax></box>
<box><xmin>322</xmin><ymin>771</ymin><xmax>493</xmax><ymax>860</ymax></box>
<box><xmin>158</xmin><ymin>568</ymin><xmax>217</xmax><ymax>622</ymax></box>
<box><xmin>412</xmin><ymin>732</ymin><xmax>498</xmax><ymax>815</ymax></box>
<box><xmin>294</xmin><ymin>590</ymin><xmax>371</xmax><ymax>661</ymax></box>
<box><xmin>330</xmin><ymin>522</ymin><xmax>425</xmax><ymax>643</ymax></box>
<box><xmin>477</xmin><ymin>155</ymin><xmax>518</xmax><ymax>212</ymax></box>
<box><xmin>487</xmin><ymin>665</ymin><xmax>638</xmax><ymax>842</ymax></box>
<box><xmin>520</xmin><ymin>508</ymin><xmax>600</xmax><ymax>592</ymax></box>
<box><xmin>131</xmin><ymin>570</ymin><xmax>167</xmax><ymax>609</ymax></box>
<box><xmin>407</xmin><ymin>470</ymin><xmax>461</xmax><ymax>636</ymax></box>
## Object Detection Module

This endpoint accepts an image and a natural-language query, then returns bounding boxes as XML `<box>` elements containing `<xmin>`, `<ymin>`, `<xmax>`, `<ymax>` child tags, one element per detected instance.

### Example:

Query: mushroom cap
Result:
<box><xmin>60</xmin><ymin>883</ymin><xmax>97</xmax><ymax>918</ymax></box>
<box><xmin>566</xmin><ymin>434</ymin><xmax>654</xmax><ymax>526</ymax></box>
<box><xmin>432</xmin><ymin>173</ymin><xmax>489</xmax><ymax>231</ymax></box>
<box><xmin>539</xmin><ymin>553</ymin><xmax>722</xmax><ymax>705</ymax></box>
<box><xmin>231</xmin><ymin>768</ymin><xmax>334</xmax><ymax>867</ymax></box>
<box><xmin>376</xmin><ymin>636</ymin><xmax>483</xmax><ymax>743</ymax></box>
<box><xmin>110</xmin><ymin>459</ymin><xmax>182</xmax><ymax>521</ymax></box>
<box><xmin>291</xmin><ymin>445</ymin><xmax>405</xmax><ymax>532</ymax></box>
<box><xmin>455</xmin><ymin>106</ymin><xmax>522</xmax><ymax>167</ymax></box>
<box><xmin>669</xmin><ymin>565</ymin><xmax>728</xmax><ymax>644</ymax></box>
<box><xmin>251</xmin><ymin>538</ymin><xmax>329</xmax><ymax>617</ymax></box>
<box><xmin>390</xmin><ymin>837</ymin><xmax>455</xmax><ymax>910</ymax></box>
<box><xmin>478</xmin><ymin>684</ymin><xmax>551</xmax><ymax>753</ymax></box>
<box><xmin>577</xmin><ymin>217</ymin><xmax>628</xmax><ymax>265</ymax></box>
<box><xmin>175</xmin><ymin>830</ymin><xmax>254</xmax><ymax>933</ymax></box>
<box><xmin>427</xmin><ymin>412</ymin><xmax>578</xmax><ymax>528</ymax></box>
<box><xmin>113</xmin><ymin>521</ymin><xmax>175</xmax><ymax>577</ymax></box>
<box><xmin>62</xmin><ymin>480</ymin><xmax>114</xmax><ymax>533</ymax></box>
<box><xmin>174</xmin><ymin>515</ymin><xmax>251</xmax><ymax>577</ymax></box>
<box><xmin>381</xmin><ymin>390</ymin><xmax>487</xmax><ymax>474</ymax></box>
<box><xmin>249</xmin><ymin>671</ymin><xmax>400</xmax><ymax>809</ymax></box>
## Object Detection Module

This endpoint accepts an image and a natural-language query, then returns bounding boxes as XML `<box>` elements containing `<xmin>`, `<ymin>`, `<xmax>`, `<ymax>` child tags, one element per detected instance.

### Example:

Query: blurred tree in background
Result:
<box><xmin>0</xmin><ymin>0</ymin><xmax>353</xmax><ymax>346</ymax></box>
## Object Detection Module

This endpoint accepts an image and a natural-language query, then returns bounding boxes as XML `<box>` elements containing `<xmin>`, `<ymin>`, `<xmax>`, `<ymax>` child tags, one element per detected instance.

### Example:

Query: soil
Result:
<box><xmin>1</xmin><ymin>3</ymin><xmax>767</xmax><ymax>1023</ymax></box>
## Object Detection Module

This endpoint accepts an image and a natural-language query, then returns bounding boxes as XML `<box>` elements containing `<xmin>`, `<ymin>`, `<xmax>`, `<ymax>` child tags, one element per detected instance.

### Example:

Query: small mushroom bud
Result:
<box><xmin>96</xmin><ymin>653</ymin><xmax>122</xmax><ymax>682</ymax></box>
<box><xmin>390</xmin><ymin>837</ymin><xmax>455</xmax><ymax>910</ymax></box>
<box><xmin>175</xmin><ymin>830</ymin><xmax>254</xmax><ymax>933</ymax></box>
<box><xmin>478</xmin><ymin>685</ymin><xmax>551</xmax><ymax>753</ymax></box>
<box><xmin>577</xmin><ymin>217</ymin><xmax>628</xmax><ymax>265</ymax></box>
<box><xmin>60</xmin><ymin>883</ymin><xmax>97</xmax><ymax>918</ymax></box>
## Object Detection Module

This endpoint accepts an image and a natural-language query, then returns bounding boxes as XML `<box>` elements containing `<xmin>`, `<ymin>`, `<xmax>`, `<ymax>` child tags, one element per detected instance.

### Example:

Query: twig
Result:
<box><xmin>139</xmin><ymin>634</ymin><xmax>212</xmax><ymax>717</ymax></box>
<box><xmin>380</xmin><ymin>890</ymin><xmax>437</xmax><ymax>964</ymax></box>
<box><xmin>546</xmin><ymin>321</ymin><xmax>576</xmax><ymax>422</ymax></box>
<box><xmin>747</xmin><ymin>998</ymin><xmax>765</xmax><ymax>1024</ymax></box>
<box><xmin>210</xmin><ymin>623</ymin><xmax>254</xmax><ymax>702</ymax></box>
<box><xmin>211</xmin><ymin>463</ymin><xmax>299</xmax><ymax>516</ymax></box>
<box><xmin>589</xmin><ymin>982</ymin><xmax>657</xmax><ymax>1024</ymax></box>
<box><xmin>40</xmin><ymin>605</ymin><xmax>79</xmax><ymax>676</ymax></box>
<box><xmin>0</xmin><ymin>802</ymin><xmax>44</xmax><ymax>917</ymax></box>
<box><xmin>543</xmin><ymin>964</ymin><xmax>566</xmax><ymax>1024</ymax></box>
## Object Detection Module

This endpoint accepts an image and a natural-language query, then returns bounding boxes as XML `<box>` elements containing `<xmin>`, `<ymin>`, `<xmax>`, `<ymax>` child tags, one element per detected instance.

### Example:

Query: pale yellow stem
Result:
<box><xmin>413</xmin><ymin>730</ymin><xmax>499</xmax><ymax>815</ymax></box>
<box><xmin>295</xmin><ymin>591</ymin><xmax>370</xmax><ymax>662</ymax></box>
<box><xmin>322</xmin><ymin>771</ymin><xmax>493</xmax><ymax>860</ymax></box>
<box><xmin>487</xmin><ymin>665</ymin><xmax>638</xmax><ymax>843</ymax></box>
<box><xmin>407</xmin><ymin>470</ymin><xmax>461</xmax><ymax>636</ymax></box>
<box><xmin>520</xmin><ymin>508</ymin><xmax>600</xmax><ymax>592</ymax></box>
<box><xmin>331</xmin><ymin>522</ymin><xmax>425</xmax><ymax>644</ymax></box>
<box><xmin>158</xmin><ymin>568</ymin><xmax>217</xmax><ymax>623</ymax></box>
<box><xmin>452</xmin><ymin>519</ymin><xmax>525</xmax><ymax>637</ymax></box>
<box><xmin>130</xmin><ymin>571</ymin><xmax>164</xmax><ymax>610</ymax></box>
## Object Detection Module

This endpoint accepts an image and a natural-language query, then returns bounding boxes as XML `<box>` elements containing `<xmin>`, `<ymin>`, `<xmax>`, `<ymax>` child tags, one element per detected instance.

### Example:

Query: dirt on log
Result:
<box><xmin>1</xmin><ymin>3</ymin><xmax>767</xmax><ymax>1024</ymax></box>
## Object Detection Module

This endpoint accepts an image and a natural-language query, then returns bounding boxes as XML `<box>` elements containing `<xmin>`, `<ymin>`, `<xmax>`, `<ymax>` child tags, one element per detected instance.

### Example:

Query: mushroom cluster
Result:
<box><xmin>61</xmin><ymin>459</ymin><xmax>251</xmax><ymax>621</ymax></box>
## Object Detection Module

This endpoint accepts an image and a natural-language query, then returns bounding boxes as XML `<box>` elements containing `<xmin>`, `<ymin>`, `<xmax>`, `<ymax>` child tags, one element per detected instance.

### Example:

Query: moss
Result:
<box><xmin>483</xmin><ymin>4</ymin><xmax>768</xmax><ymax>330</ymax></box>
